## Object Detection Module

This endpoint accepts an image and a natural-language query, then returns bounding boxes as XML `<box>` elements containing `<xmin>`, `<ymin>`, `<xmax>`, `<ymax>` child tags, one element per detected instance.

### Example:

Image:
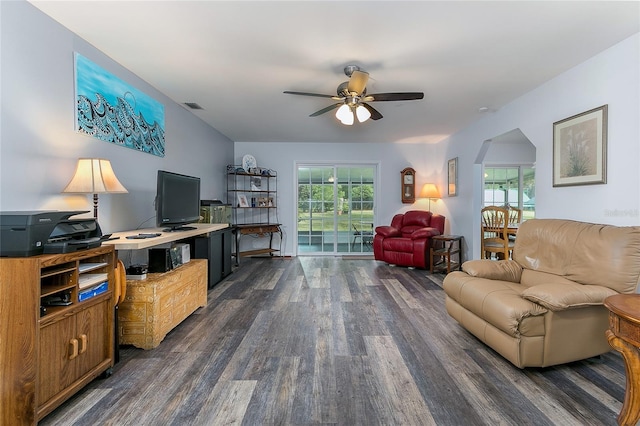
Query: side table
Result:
<box><xmin>604</xmin><ymin>294</ymin><xmax>640</xmax><ymax>426</ymax></box>
<box><xmin>430</xmin><ymin>235</ymin><xmax>464</xmax><ymax>274</ymax></box>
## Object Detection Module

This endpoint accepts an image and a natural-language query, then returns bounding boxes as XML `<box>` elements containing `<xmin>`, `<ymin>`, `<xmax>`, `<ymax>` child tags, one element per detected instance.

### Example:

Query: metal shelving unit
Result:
<box><xmin>226</xmin><ymin>165</ymin><xmax>281</xmax><ymax>261</ymax></box>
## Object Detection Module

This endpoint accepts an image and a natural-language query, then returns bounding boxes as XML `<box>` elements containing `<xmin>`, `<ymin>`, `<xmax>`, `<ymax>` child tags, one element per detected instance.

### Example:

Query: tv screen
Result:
<box><xmin>155</xmin><ymin>170</ymin><xmax>201</xmax><ymax>231</ymax></box>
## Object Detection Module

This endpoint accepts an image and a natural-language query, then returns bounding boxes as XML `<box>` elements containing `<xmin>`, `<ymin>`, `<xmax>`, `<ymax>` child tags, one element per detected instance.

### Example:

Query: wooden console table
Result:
<box><xmin>234</xmin><ymin>223</ymin><xmax>282</xmax><ymax>265</ymax></box>
<box><xmin>604</xmin><ymin>294</ymin><xmax>640</xmax><ymax>426</ymax></box>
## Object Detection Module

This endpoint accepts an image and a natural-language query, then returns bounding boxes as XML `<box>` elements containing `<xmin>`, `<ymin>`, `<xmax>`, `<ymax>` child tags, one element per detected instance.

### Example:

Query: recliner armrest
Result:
<box><xmin>462</xmin><ymin>260</ymin><xmax>523</xmax><ymax>283</ymax></box>
<box><xmin>374</xmin><ymin>226</ymin><xmax>401</xmax><ymax>238</ymax></box>
<box><xmin>410</xmin><ymin>227</ymin><xmax>440</xmax><ymax>240</ymax></box>
<box><xmin>520</xmin><ymin>283</ymin><xmax>618</xmax><ymax>311</ymax></box>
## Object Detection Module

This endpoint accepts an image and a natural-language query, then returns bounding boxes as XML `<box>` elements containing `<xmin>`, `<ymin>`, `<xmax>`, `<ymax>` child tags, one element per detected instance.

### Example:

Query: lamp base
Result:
<box><xmin>93</xmin><ymin>193</ymin><xmax>99</xmax><ymax>219</ymax></box>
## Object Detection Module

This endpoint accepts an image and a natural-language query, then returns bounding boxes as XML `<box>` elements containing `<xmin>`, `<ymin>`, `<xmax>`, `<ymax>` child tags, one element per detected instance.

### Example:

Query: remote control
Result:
<box><xmin>126</xmin><ymin>233</ymin><xmax>161</xmax><ymax>239</ymax></box>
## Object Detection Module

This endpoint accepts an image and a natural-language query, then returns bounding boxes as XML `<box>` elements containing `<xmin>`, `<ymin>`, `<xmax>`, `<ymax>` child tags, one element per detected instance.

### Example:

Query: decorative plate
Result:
<box><xmin>242</xmin><ymin>154</ymin><xmax>257</xmax><ymax>172</ymax></box>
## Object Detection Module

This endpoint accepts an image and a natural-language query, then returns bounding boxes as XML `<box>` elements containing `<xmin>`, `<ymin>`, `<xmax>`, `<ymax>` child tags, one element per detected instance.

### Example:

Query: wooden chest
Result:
<box><xmin>118</xmin><ymin>259</ymin><xmax>207</xmax><ymax>349</ymax></box>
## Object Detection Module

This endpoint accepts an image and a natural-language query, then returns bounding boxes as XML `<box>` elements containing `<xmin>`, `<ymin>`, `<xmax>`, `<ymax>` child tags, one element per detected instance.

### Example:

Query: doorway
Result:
<box><xmin>483</xmin><ymin>165</ymin><xmax>536</xmax><ymax>220</ymax></box>
<box><xmin>473</xmin><ymin>128</ymin><xmax>536</xmax><ymax>259</ymax></box>
<box><xmin>297</xmin><ymin>164</ymin><xmax>376</xmax><ymax>255</ymax></box>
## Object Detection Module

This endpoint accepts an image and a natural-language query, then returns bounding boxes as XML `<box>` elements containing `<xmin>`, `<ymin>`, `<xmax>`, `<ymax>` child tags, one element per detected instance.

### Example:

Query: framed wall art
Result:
<box><xmin>237</xmin><ymin>194</ymin><xmax>249</xmax><ymax>208</ymax></box>
<box><xmin>553</xmin><ymin>105</ymin><xmax>607</xmax><ymax>187</ymax></box>
<box><xmin>75</xmin><ymin>53</ymin><xmax>166</xmax><ymax>157</ymax></box>
<box><xmin>448</xmin><ymin>157</ymin><xmax>458</xmax><ymax>196</ymax></box>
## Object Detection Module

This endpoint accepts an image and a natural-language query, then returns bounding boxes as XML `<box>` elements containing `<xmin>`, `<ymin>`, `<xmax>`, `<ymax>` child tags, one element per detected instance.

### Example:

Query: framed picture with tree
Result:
<box><xmin>553</xmin><ymin>105</ymin><xmax>607</xmax><ymax>187</ymax></box>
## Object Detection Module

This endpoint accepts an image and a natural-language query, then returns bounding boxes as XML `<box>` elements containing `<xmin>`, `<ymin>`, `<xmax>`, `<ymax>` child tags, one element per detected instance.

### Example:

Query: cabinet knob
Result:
<box><xmin>68</xmin><ymin>339</ymin><xmax>79</xmax><ymax>359</ymax></box>
<box><xmin>79</xmin><ymin>334</ymin><xmax>87</xmax><ymax>354</ymax></box>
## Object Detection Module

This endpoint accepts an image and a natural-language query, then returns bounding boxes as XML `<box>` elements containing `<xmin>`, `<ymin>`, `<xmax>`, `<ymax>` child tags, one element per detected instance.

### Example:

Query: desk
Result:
<box><xmin>430</xmin><ymin>235</ymin><xmax>464</xmax><ymax>274</ymax></box>
<box><xmin>103</xmin><ymin>223</ymin><xmax>230</xmax><ymax>351</ymax></box>
<box><xmin>604</xmin><ymin>294</ymin><xmax>640</xmax><ymax>426</ymax></box>
<box><xmin>102</xmin><ymin>223</ymin><xmax>230</xmax><ymax>250</ymax></box>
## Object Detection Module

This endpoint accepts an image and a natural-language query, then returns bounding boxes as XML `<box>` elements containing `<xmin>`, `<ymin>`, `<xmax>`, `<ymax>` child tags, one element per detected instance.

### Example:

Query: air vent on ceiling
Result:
<box><xmin>184</xmin><ymin>102</ymin><xmax>203</xmax><ymax>110</ymax></box>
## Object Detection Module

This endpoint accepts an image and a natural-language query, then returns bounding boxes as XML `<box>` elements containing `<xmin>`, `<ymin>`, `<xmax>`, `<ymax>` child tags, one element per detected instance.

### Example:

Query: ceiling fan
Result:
<box><xmin>284</xmin><ymin>65</ymin><xmax>424</xmax><ymax>125</ymax></box>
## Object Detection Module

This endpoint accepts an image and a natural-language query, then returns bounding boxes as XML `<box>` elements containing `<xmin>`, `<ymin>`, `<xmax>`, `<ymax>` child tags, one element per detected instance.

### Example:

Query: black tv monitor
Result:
<box><xmin>155</xmin><ymin>170</ymin><xmax>201</xmax><ymax>232</ymax></box>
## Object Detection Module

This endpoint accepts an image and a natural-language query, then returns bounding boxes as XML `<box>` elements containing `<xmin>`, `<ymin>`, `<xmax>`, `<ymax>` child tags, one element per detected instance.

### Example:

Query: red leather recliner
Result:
<box><xmin>373</xmin><ymin>210</ymin><xmax>445</xmax><ymax>269</ymax></box>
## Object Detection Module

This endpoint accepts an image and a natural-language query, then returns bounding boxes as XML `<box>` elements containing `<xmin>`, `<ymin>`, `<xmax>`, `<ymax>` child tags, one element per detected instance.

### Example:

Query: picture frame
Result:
<box><xmin>553</xmin><ymin>105</ymin><xmax>607</xmax><ymax>187</ymax></box>
<box><xmin>448</xmin><ymin>157</ymin><xmax>458</xmax><ymax>196</ymax></box>
<box><xmin>258</xmin><ymin>197</ymin><xmax>274</xmax><ymax>207</ymax></box>
<box><xmin>237</xmin><ymin>193</ymin><xmax>249</xmax><ymax>208</ymax></box>
<box><xmin>250</xmin><ymin>177</ymin><xmax>262</xmax><ymax>191</ymax></box>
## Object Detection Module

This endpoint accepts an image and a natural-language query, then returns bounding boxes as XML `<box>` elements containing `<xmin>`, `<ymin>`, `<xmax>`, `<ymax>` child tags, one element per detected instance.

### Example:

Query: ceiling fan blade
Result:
<box><xmin>347</xmin><ymin>70</ymin><xmax>369</xmax><ymax>95</ymax></box>
<box><xmin>284</xmin><ymin>90</ymin><xmax>340</xmax><ymax>99</ymax></box>
<box><xmin>362</xmin><ymin>103</ymin><xmax>383</xmax><ymax>120</ymax></box>
<box><xmin>364</xmin><ymin>92</ymin><xmax>424</xmax><ymax>102</ymax></box>
<box><xmin>309</xmin><ymin>103</ymin><xmax>342</xmax><ymax>117</ymax></box>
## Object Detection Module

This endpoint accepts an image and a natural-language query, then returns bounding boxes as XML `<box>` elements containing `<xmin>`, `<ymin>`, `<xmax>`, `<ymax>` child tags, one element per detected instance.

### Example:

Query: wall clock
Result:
<box><xmin>401</xmin><ymin>167</ymin><xmax>416</xmax><ymax>204</ymax></box>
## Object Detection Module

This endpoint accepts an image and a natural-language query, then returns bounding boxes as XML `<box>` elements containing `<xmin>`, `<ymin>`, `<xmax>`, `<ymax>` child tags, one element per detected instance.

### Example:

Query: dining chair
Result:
<box><xmin>352</xmin><ymin>223</ymin><xmax>373</xmax><ymax>249</ymax></box>
<box><xmin>507</xmin><ymin>205</ymin><xmax>523</xmax><ymax>241</ymax></box>
<box><xmin>481</xmin><ymin>206</ymin><xmax>515</xmax><ymax>260</ymax></box>
<box><xmin>508</xmin><ymin>205</ymin><xmax>523</xmax><ymax>225</ymax></box>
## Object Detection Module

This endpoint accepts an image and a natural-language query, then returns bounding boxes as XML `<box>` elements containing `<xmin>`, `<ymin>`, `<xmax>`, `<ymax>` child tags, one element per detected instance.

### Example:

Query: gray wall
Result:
<box><xmin>0</xmin><ymin>1</ymin><xmax>234</xmax><ymax>233</ymax></box>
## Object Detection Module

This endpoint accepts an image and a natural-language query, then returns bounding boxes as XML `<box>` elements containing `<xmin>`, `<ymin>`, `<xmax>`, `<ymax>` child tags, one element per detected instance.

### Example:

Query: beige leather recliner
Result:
<box><xmin>443</xmin><ymin>219</ymin><xmax>640</xmax><ymax>368</ymax></box>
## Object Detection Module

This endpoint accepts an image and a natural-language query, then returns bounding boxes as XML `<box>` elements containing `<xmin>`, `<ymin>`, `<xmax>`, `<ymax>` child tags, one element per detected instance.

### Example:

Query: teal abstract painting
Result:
<box><xmin>75</xmin><ymin>53</ymin><xmax>165</xmax><ymax>157</ymax></box>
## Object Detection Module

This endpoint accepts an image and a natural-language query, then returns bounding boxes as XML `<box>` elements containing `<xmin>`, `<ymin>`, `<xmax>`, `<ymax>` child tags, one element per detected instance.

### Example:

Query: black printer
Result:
<box><xmin>0</xmin><ymin>210</ymin><xmax>103</xmax><ymax>257</ymax></box>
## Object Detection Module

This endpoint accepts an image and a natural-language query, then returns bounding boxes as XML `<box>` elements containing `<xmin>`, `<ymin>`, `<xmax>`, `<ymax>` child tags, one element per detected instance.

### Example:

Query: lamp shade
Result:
<box><xmin>419</xmin><ymin>183</ymin><xmax>440</xmax><ymax>199</ymax></box>
<box><xmin>355</xmin><ymin>105</ymin><xmax>371</xmax><ymax>123</ymax></box>
<box><xmin>63</xmin><ymin>158</ymin><xmax>128</xmax><ymax>194</ymax></box>
<box><xmin>335</xmin><ymin>104</ymin><xmax>354</xmax><ymax>125</ymax></box>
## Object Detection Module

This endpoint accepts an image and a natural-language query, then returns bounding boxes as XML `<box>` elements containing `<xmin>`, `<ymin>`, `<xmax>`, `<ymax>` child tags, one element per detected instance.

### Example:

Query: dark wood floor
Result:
<box><xmin>40</xmin><ymin>256</ymin><xmax>626</xmax><ymax>425</ymax></box>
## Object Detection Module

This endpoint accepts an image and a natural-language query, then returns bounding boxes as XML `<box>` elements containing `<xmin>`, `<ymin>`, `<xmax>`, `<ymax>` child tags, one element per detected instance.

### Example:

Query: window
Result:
<box><xmin>483</xmin><ymin>165</ymin><xmax>535</xmax><ymax>220</ymax></box>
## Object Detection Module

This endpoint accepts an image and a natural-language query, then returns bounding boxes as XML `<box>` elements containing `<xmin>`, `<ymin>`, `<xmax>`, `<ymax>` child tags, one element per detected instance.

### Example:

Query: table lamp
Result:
<box><xmin>62</xmin><ymin>158</ymin><xmax>128</xmax><ymax>219</ymax></box>
<box><xmin>419</xmin><ymin>183</ymin><xmax>440</xmax><ymax>211</ymax></box>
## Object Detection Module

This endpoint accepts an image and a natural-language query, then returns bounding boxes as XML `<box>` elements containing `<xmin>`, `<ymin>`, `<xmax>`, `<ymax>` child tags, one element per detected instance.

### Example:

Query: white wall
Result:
<box><xmin>444</xmin><ymin>32</ymin><xmax>640</xmax><ymax>259</ymax></box>
<box><xmin>240</xmin><ymin>33</ymin><xmax>640</xmax><ymax>259</ymax></box>
<box><xmin>2</xmin><ymin>2</ymin><xmax>637</xmax><ymax>261</ymax></box>
<box><xmin>233</xmin><ymin>142</ymin><xmax>444</xmax><ymax>256</ymax></box>
<box><xmin>0</xmin><ymin>1</ymin><xmax>234</xmax><ymax>234</ymax></box>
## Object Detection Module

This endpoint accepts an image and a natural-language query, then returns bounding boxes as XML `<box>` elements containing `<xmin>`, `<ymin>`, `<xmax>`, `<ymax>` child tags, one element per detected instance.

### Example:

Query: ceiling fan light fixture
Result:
<box><xmin>284</xmin><ymin>66</ymin><xmax>423</xmax><ymax>124</ymax></box>
<box><xmin>336</xmin><ymin>104</ymin><xmax>354</xmax><ymax>125</ymax></box>
<box><xmin>355</xmin><ymin>105</ymin><xmax>371</xmax><ymax>123</ymax></box>
<box><xmin>340</xmin><ymin>113</ymin><xmax>355</xmax><ymax>126</ymax></box>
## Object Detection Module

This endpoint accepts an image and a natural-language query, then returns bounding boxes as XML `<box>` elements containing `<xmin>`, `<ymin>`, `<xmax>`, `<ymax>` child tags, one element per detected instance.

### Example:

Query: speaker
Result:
<box><xmin>148</xmin><ymin>248</ymin><xmax>172</xmax><ymax>273</ymax></box>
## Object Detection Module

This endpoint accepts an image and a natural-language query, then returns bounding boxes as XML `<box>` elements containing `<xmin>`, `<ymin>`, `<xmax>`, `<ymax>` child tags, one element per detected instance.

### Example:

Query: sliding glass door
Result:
<box><xmin>297</xmin><ymin>164</ymin><xmax>376</xmax><ymax>255</ymax></box>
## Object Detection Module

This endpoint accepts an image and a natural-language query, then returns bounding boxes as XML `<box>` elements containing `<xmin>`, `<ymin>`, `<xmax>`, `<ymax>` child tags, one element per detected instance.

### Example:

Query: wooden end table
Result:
<box><xmin>604</xmin><ymin>294</ymin><xmax>640</xmax><ymax>426</ymax></box>
<box><xmin>430</xmin><ymin>235</ymin><xmax>464</xmax><ymax>274</ymax></box>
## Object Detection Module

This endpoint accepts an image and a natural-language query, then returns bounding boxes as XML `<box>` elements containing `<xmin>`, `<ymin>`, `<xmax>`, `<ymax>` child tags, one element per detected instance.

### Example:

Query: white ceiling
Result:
<box><xmin>29</xmin><ymin>1</ymin><xmax>640</xmax><ymax>144</ymax></box>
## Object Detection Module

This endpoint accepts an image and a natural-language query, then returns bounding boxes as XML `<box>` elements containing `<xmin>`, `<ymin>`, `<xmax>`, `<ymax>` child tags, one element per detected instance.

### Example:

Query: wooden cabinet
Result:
<box><xmin>0</xmin><ymin>246</ymin><xmax>115</xmax><ymax>425</ymax></box>
<box><xmin>226</xmin><ymin>165</ymin><xmax>281</xmax><ymax>260</ymax></box>
<box><xmin>118</xmin><ymin>259</ymin><xmax>207</xmax><ymax>350</ymax></box>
